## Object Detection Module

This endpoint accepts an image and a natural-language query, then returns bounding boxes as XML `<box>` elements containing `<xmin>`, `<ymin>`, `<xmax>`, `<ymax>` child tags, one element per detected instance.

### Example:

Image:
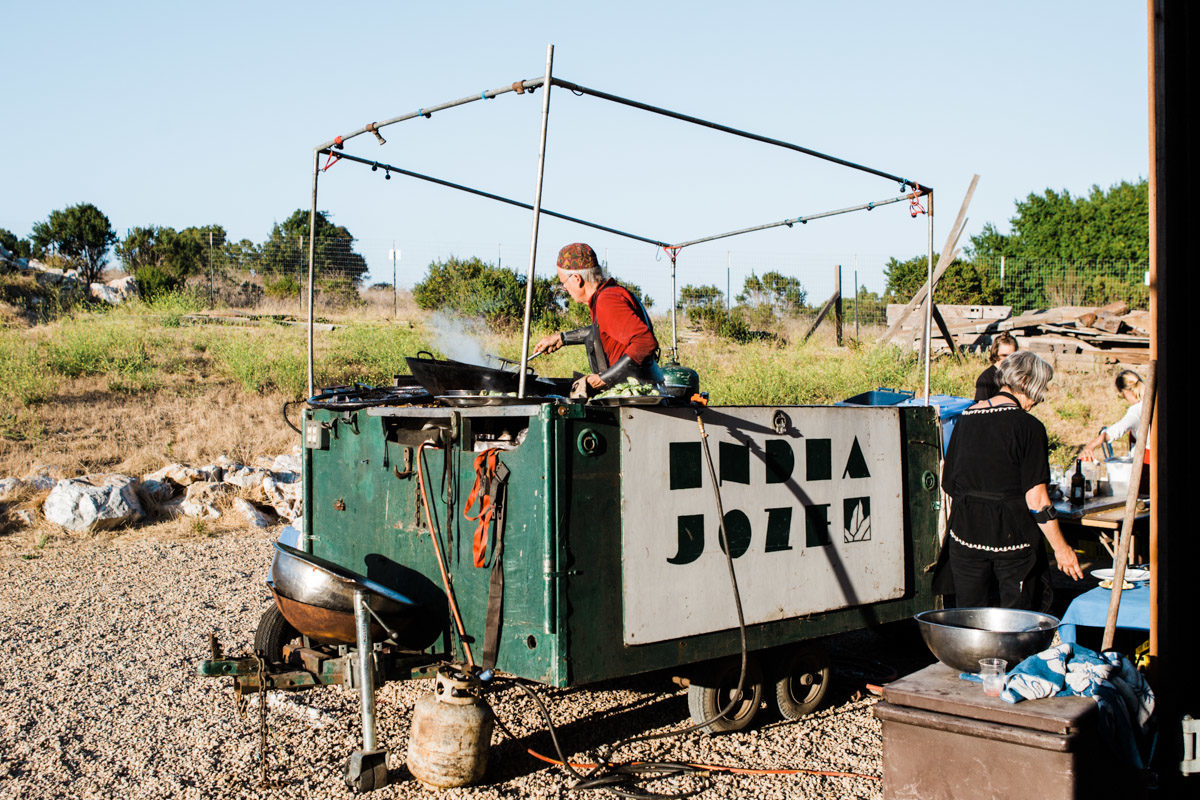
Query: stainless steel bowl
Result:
<box><xmin>269</xmin><ymin>542</ymin><xmax>442</xmax><ymax>648</ymax></box>
<box><xmin>915</xmin><ymin>607</ymin><xmax>1060</xmax><ymax>673</ymax></box>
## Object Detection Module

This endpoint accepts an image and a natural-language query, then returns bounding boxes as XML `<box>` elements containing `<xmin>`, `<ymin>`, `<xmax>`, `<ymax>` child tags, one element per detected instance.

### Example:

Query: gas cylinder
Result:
<box><xmin>406</xmin><ymin>667</ymin><xmax>494</xmax><ymax>788</ymax></box>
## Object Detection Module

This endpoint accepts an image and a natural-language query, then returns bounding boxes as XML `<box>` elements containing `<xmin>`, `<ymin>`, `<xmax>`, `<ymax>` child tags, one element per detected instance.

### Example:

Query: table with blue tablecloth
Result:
<box><xmin>1058</xmin><ymin>584</ymin><xmax>1150</xmax><ymax>643</ymax></box>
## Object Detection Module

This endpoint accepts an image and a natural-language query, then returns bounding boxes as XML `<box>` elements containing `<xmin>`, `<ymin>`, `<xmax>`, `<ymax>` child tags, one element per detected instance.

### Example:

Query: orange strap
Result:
<box><xmin>465</xmin><ymin>448</ymin><xmax>501</xmax><ymax>567</ymax></box>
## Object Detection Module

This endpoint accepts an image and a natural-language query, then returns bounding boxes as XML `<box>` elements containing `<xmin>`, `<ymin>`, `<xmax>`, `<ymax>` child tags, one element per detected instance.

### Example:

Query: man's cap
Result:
<box><xmin>557</xmin><ymin>242</ymin><xmax>599</xmax><ymax>272</ymax></box>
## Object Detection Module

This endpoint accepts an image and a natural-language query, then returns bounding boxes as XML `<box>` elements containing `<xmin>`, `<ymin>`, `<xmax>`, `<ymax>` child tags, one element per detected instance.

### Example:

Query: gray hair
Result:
<box><xmin>557</xmin><ymin>264</ymin><xmax>606</xmax><ymax>283</ymax></box>
<box><xmin>997</xmin><ymin>350</ymin><xmax>1053</xmax><ymax>404</ymax></box>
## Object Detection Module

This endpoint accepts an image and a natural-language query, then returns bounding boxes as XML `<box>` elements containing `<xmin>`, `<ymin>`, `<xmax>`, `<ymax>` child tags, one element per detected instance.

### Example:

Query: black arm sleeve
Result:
<box><xmin>561</xmin><ymin>327</ymin><xmax>591</xmax><ymax>346</ymax></box>
<box><xmin>597</xmin><ymin>354</ymin><xmax>638</xmax><ymax>386</ymax></box>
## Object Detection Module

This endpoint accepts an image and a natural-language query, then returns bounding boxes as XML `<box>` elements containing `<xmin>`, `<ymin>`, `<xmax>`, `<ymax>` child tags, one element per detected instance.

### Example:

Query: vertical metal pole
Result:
<box><xmin>307</xmin><ymin>150</ymin><xmax>320</xmax><ymax>399</ymax></box>
<box><xmin>208</xmin><ymin>231</ymin><xmax>214</xmax><ymax>308</ymax></box>
<box><xmin>670</xmin><ymin>252</ymin><xmax>678</xmax><ymax>361</ymax></box>
<box><xmin>727</xmin><ymin>251</ymin><xmax>731</xmax><ymax>311</ymax></box>
<box><xmin>922</xmin><ymin>191</ymin><xmax>935</xmax><ymax>402</ymax></box>
<box><xmin>518</xmin><ymin>44</ymin><xmax>555</xmax><ymax>398</ymax></box>
<box><xmin>353</xmin><ymin>591</ymin><xmax>378</xmax><ymax>752</ymax></box>
<box><xmin>854</xmin><ymin>255</ymin><xmax>860</xmax><ymax>339</ymax></box>
<box><xmin>392</xmin><ymin>241</ymin><xmax>398</xmax><ymax>319</ymax></box>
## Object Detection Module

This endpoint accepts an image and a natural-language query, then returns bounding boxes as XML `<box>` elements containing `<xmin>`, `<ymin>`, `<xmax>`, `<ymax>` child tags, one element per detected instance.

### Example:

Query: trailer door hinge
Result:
<box><xmin>1182</xmin><ymin>715</ymin><xmax>1200</xmax><ymax>775</ymax></box>
<box><xmin>547</xmin><ymin>570</ymin><xmax>581</xmax><ymax>578</ymax></box>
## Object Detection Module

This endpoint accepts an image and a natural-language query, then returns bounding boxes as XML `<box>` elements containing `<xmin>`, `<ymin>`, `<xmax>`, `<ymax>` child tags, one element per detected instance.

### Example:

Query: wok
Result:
<box><xmin>406</xmin><ymin>351</ymin><xmax>564</xmax><ymax>396</ymax></box>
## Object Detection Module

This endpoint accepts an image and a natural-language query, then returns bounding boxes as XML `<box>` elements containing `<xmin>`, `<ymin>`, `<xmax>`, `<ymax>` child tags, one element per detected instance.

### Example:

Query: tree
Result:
<box><xmin>260</xmin><ymin>209</ymin><xmax>368</xmax><ymax>284</ymax></box>
<box><xmin>883</xmin><ymin>255</ymin><xmax>1001</xmax><ymax>305</ymax></box>
<box><xmin>29</xmin><ymin>203</ymin><xmax>117</xmax><ymax>284</ymax></box>
<box><xmin>115</xmin><ymin>225</ymin><xmax>207</xmax><ymax>297</ymax></box>
<box><xmin>969</xmin><ymin>179</ymin><xmax>1149</xmax><ymax>263</ymax></box>
<box><xmin>736</xmin><ymin>271</ymin><xmax>806</xmax><ymax>314</ymax></box>
<box><xmin>0</xmin><ymin>228</ymin><xmax>31</xmax><ymax>259</ymax></box>
<box><xmin>413</xmin><ymin>256</ymin><xmax>560</xmax><ymax>326</ymax></box>
<box><xmin>679</xmin><ymin>284</ymin><xmax>724</xmax><ymax>312</ymax></box>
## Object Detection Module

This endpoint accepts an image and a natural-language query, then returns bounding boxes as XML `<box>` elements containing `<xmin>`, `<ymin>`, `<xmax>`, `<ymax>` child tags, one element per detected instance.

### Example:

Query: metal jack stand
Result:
<box><xmin>344</xmin><ymin>590</ymin><xmax>389</xmax><ymax>792</ymax></box>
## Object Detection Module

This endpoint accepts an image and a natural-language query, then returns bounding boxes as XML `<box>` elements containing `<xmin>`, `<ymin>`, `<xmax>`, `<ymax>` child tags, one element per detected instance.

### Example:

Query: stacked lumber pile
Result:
<box><xmin>886</xmin><ymin>301</ymin><xmax>1150</xmax><ymax>367</ymax></box>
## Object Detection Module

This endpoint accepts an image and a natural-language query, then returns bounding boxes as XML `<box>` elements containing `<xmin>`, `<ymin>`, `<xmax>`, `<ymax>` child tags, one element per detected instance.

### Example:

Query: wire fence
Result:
<box><xmin>182</xmin><ymin>237</ymin><xmax>1150</xmax><ymax>323</ymax></box>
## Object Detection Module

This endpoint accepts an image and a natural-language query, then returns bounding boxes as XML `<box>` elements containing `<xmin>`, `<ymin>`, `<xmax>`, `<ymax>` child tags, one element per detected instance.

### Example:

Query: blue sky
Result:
<box><xmin>1</xmin><ymin>1</ymin><xmax>1148</xmax><ymax>306</ymax></box>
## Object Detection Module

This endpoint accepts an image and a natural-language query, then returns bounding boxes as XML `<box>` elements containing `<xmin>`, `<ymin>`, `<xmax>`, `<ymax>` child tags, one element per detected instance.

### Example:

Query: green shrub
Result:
<box><xmin>414</xmin><ymin>256</ymin><xmax>558</xmax><ymax>327</ymax></box>
<box><xmin>264</xmin><ymin>274</ymin><xmax>302</xmax><ymax>300</ymax></box>
<box><xmin>134</xmin><ymin>264</ymin><xmax>183</xmax><ymax>299</ymax></box>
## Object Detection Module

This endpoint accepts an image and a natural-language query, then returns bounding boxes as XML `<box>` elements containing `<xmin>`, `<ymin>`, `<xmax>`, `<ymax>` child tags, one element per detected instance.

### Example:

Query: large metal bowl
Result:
<box><xmin>915</xmin><ymin>608</ymin><xmax>1060</xmax><ymax>673</ymax></box>
<box><xmin>269</xmin><ymin>542</ymin><xmax>442</xmax><ymax>648</ymax></box>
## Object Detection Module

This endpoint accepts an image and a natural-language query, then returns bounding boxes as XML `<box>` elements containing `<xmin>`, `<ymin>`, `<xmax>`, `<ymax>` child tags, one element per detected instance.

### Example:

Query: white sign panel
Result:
<box><xmin>619</xmin><ymin>406</ymin><xmax>906</xmax><ymax>645</ymax></box>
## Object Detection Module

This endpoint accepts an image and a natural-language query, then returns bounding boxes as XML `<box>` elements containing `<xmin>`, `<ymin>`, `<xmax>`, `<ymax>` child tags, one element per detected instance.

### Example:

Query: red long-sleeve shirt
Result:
<box><xmin>589</xmin><ymin>279</ymin><xmax>659</xmax><ymax>366</ymax></box>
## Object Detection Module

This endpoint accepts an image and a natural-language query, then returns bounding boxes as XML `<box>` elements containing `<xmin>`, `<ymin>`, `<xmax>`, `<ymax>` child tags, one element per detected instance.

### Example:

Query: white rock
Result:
<box><xmin>273</xmin><ymin>454</ymin><xmax>302</xmax><ymax>474</ymax></box>
<box><xmin>261</xmin><ymin>476</ymin><xmax>302</xmax><ymax>521</ymax></box>
<box><xmin>179</xmin><ymin>481</ymin><xmax>227</xmax><ymax>520</ymax></box>
<box><xmin>43</xmin><ymin>475</ymin><xmax>145</xmax><ymax>532</ymax></box>
<box><xmin>23</xmin><ymin>466</ymin><xmax>61</xmax><ymax>491</ymax></box>
<box><xmin>107</xmin><ymin>275</ymin><xmax>138</xmax><ymax>299</ymax></box>
<box><xmin>90</xmin><ymin>282</ymin><xmax>124</xmax><ymax>305</ymax></box>
<box><xmin>136</xmin><ymin>478</ymin><xmax>177</xmax><ymax>506</ymax></box>
<box><xmin>12</xmin><ymin>509</ymin><xmax>35</xmax><ymax>527</ymax></box>
<box><xmin>143</xmin><ymin>463</ymin><xmax>222</xmax><ymax>487</ymax></box>
<box><xmin>0</xmin><ymin>477</ymin><xmax>23</xmax><ymax>501</ymax></box>
<box><xmin>231</xmin><ymin>498</ymin><xmax>273</xmax><ymax>528</ymax></box>
<box><xmin>222</xmin><ymin>465</ymin><xmax>269</xmax><ymax>490</ymax></box>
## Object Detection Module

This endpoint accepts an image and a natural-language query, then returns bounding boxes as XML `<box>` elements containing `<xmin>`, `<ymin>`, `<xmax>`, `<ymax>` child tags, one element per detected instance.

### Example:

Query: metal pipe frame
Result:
<box><xmin>303</xmin><ymin>52</ymin><xmax>933</xmax><ymax>399</ymax></box>
<box><xmin>518</xmin><ymin>45</ymin><xmax>556</xmax><ymax>397</ymax></box>
<box><xmin>550</xmin><ymin>78</ymin><xmax>925</xmax><ymax>191</ymax></box>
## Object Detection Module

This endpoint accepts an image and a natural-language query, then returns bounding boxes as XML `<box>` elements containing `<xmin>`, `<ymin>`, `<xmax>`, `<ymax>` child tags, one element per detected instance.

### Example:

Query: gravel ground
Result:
<box><xmin>0</xmin><ymin>529</ymin><xmax>930</xmax><ymax>800</ymax></box>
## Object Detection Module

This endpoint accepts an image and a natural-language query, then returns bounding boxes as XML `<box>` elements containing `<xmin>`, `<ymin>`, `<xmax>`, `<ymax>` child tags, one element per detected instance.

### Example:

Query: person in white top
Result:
<box><xmin>1082</xmin><ymin>370</ymin><xmax>1145</xmax><ymax>460</ymax></box>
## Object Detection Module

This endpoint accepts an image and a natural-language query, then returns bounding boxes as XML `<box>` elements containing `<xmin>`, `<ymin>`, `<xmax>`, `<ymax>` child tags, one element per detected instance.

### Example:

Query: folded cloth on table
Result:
<box><xmin>999</xmin><ymin>642</ymin><xmax>1155</xmax><ymax>768</ymax></box>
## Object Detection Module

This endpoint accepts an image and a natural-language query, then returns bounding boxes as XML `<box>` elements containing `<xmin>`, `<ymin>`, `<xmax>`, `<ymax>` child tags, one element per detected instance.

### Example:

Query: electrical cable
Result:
<box><xmin>281</xmin><ymin>399</ymin><xmax>302</xmax><ymax>435</ymax></box>
<box><xmin>486</xmin><ymin>677</ymin><xmax>880</xmax><ymax>791</ymax></box>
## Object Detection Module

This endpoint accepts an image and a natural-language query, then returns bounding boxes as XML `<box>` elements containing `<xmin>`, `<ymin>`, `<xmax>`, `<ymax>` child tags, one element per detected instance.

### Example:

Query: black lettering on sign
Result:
<box><xmin>765</xmin><ymin>440</ymin><xmax>794</xmax><ymax>484</ymax></box>
<box><xmin>843</xmin><ymin>436</ymin><xmax>871</xmax><ymax>479</ymax></box>
<box><xmin>669</xmin><ymin>442</ymin><xmax>702</xmax><ymax>490</ymax></box>
<box><xmin>718</xmin><ymin>510</ymin><xmax>752</xmax><ymax>558</ymax></box>
<box><xmin>844</xmin><ymin>497</ymin><xmax>872</xmax><ymax>542</ymax></box>
<box><xmin>764</xmin><ymin>507</ymin><xmax>793</xmax><ymax>552</ymax></box>
<box><xmin>806</xmin><ymin>439</ymin><xmax>831</xmax><ymax>481</ymax></box>
<box><xmin>669</xmin><ymin>514</ymin><xmax>705</xmax><ymax>564</ymax></box>
<box><xmin>805</xmin><ymin>503</ymin><xmax>832</xmax><ymax>547</ymax></box>
<box><xmin>719</xmin><ymin>441</ymin><xmax>750</xmax><ymax>485</ymax></box>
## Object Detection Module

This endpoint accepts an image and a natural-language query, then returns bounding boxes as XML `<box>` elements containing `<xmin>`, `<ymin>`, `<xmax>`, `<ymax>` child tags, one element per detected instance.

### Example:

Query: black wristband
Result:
<box><xmin>1031</xmin><ymin>505</ymin><xmax>1058</xmax><ymax>523</ymax></box>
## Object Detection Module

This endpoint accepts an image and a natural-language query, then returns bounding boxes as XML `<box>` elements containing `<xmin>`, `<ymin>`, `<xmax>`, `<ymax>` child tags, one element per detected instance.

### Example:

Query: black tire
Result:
<box><xmin>254</xmin><ymin>604</ymin><xmax>300</xmax><ymax>664</ymax></box>
<box><xmin>686</xmin><ymin>659</ymin><xmax>764</xmax><ymax>734</ymax></box>
<box><xmin>770</xmin><ymin>645</ymin><xmax>831</xmax><ymax>720</ymax></box>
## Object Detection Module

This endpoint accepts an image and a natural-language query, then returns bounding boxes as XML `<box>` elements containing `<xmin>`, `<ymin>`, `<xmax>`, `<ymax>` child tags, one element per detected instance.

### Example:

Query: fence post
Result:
<box><xmin>835</xmin><ymin>264</ymin><xmax>843</xmax><ymax>346</ymax></box>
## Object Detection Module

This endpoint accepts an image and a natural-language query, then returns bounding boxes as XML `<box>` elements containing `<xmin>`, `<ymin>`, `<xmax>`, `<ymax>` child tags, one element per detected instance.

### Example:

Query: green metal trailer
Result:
<box><xmin>303</xmin><ymin>397</ymin><xmax>940</xmax><ymax>681</ymax></box>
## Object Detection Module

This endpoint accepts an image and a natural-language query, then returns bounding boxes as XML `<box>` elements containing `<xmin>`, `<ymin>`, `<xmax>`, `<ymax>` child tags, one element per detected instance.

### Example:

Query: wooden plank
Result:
<box><xmin>803</xmin><ymin>289</ymin><xmax>840</xmax><ymax>342</ymax></box>
<box><xmin>930</xmin><ymin>304</ymin><xmax>963</xmax><ymax>361</ymax></box>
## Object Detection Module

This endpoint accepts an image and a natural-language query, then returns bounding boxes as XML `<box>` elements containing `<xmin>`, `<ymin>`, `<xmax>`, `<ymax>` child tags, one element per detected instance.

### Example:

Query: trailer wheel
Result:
<box><xmin>686</xmin><ymin>660</ymin><xmax>764</xmax><ymax>734</ymax></box>
<box><xmin>254</xmin><ymin>604</ymin><xmax>300</xmax><ymax>664</ymax></box>
<box><xmin>771</xmin><ymin>645</ymin><xmax>830</xmax><ymax>720</ymax></box>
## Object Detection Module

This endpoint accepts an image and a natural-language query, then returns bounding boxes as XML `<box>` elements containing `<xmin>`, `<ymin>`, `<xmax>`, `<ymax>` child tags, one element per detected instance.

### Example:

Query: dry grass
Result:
<box><xmin>0</xmin><ymin>286</ymin><xmax>1144</xmax><ymax>556</ymax></box>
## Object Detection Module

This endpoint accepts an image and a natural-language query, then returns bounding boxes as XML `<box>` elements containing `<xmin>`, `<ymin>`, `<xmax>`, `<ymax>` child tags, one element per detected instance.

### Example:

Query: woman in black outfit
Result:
<box><xmin>974</xmin><ymin>333</ymin><xmax>1018</xmax><ymax>401</ymax></box>
<box><xmin>943</xmin><ymin>350</ymin><xmax>1083</xmax><ymax>609</ymax></box>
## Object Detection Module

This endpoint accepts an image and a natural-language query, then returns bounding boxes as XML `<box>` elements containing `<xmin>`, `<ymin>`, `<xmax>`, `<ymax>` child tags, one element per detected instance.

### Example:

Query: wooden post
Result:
<box><xmin>1102</xmin><ymin>361</ymin><xmax>1156</xmax><ymax>651</ymax></box>
<box><xmin>835</xmin><ymin>265</ymin><xmax>843</xmax><ymax>346</ymax></box>
<box><xmin>803</xmin><ymin>287</ymin><xmax>841</xmax><ymax>343</ymax></box>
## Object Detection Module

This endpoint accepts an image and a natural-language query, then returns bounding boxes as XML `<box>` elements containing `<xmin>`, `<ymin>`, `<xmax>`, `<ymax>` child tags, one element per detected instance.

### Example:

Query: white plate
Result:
<box><xmin>1091</xmin><ymin>568</ymin><xmax>1150</xmax><ymax>583</ymax></box>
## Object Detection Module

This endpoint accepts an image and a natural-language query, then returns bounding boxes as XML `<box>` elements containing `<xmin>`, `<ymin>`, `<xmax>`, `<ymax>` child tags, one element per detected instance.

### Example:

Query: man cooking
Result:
<box><xmin>532</xmin><ymin>242</ymin><xmax>662</xmax><ymax>398</ymax></box>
